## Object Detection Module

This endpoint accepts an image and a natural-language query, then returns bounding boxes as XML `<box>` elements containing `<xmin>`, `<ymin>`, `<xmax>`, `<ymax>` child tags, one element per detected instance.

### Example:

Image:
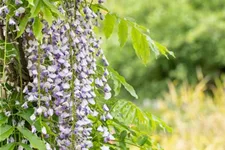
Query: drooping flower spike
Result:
<box><xmin>21</xmin><ymin>0</ymin><xmax>113</xmax><ymax>149</ymax></box>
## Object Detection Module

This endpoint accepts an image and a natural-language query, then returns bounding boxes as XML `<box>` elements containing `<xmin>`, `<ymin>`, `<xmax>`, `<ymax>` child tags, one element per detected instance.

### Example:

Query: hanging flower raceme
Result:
<box><xmin>21</xmin><ymin>0</ymin><xmax>114</xmax><ymax>149</ymax></box>
<box><xmin>70</xmin><ymin>0</ymin><xmax>114</xmax><ymax>149</ymax></box>
<box><xmin>1</xmin><ymin>0</ymin><xmax>114</xmax><ymax>149</ymax></box>
<box><xmin>23</xmin><ymin>19</ymin><xmax>74</xmax><ymax>149</ymax></box>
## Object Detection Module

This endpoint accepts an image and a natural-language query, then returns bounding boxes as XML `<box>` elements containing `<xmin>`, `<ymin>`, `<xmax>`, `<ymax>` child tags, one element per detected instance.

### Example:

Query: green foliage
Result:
<box><xmin>42</xmin><ymin>0</ymin><xmax>64</xmax><ymax>18</ymax></box>
<box><xmin>108</xmin><ymin>67</ymin><xmax>138</xmax><ymax>99</ymax></box>
<box><xmin>111</xmin><ymin>100</ymin><xmax>150</xmax><ymax>131</ymax></box>
<box><xmin>103</xmin><ymin>13</ymin><xmax>117</xmax><ymax>39</ymax></box>
<box><xmin>19</xmin><ymin>143</ymin><xmax>33</xmax><ymax>150</ymax></box>
<box><xmin>16</xmin><ymin>14</ymin><xmax>30</xmax><ymax>38</ymax></box>
<box><xmin>108</xmin><ymin>99</ymin><xmax>171</xmax><ymax>149</ymax></box>
<box><xmin>27</xmin><ymin>0</ymin><xmax>34</xmax><ymax>6</ymax></box>
<box><xmin>101</xmin><ymin>10</ymin><xmax>174</xmax><ymax>65</ymax></box>
<box><xmin>33</xmin><ymin>17</ymin><xmax>43</xmax><ymax>41</ymax></box>
<box><xmin>42</xmin><ymin>6</ymin><xmax>53</xmax><ymax>26</ymax></box>
<box><xmin>0</xmin><ymin>40</ymin><xmax>17</xmax><ymax>63</ymax></box>
<box><xmin>30</xmin><ymin>0</ymin><xmax>42</xmax><ymax>18</ymax></box>
<box><xmin>17</xmin><ymin>127</ymin><xmax>46</xmax><ymax>150</ymax></box>
<box><xmin>0</xmin><ymin>113</ymin><xmax>8</xmax><ymax>125</ymax></box>
<box><xmin>137</xmin><ymin>135</ymin><xmax>148</xmax><ymax>146</ymax></box>
<box><xmin>17</xmin><ymin>108</ymin><xmax>35</xmax><ymax>125</ymax></box>
<box><xmin>0</xmin><ymin>143</ymin><xmax>16</xmax><ymax>150</ymax></box>
<box><xmin>111</xmin><ymin>100</ymin><xmax>171</xmax><ymax>134</ymax></box>
<box><xmin>90</xmin><ymin>3</ymin><xmax>109</xmax><ymax>12</ymax></box>
<box><xmin>104</xmin><ymin>0</ymin><xmax>225</xmax><ymax>99</ymax></box>
<box><xmin>6</xmin><ymin>0</ymin><xmax>64</xmax><ymax>40</ymax></box>
<box><xmin>154</xmin><ymin>41</ymin><xmax>175</xmax><ymax>59</ymax></box>
<box><xmin>0</xmin><ymin>125</ymin><xmax>14</xmax><ymax>142</ymax></box>
<box><xmin>118</xmin><ymin>19</ymin><xmax>128</xmax><ymax>47</ymax></box>
<box><xmin>131</xmin><ymin>27</ymin><xmax>150</xmax><ymax>65</ymax></box>
<box><xmin>17</xmin><ymin>108</ymin><xmax>42</xmax><ymax>131</ymax></box>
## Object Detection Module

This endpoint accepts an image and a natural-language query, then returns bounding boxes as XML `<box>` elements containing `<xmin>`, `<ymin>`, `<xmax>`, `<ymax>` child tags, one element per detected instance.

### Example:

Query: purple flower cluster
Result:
<box><xmin>2</xmin><ymin>0</ymin><xmax>114</xmax><ymax>149</ymax></box>
<box><xmin>23</xmin><ymin>19</ymin><xmax>73</xmax><ymax>149</ymax></box>
<box><xmin>72</xmin><ymin>0</ymin><xmax>114</xmax><ymax>149</ymax></box>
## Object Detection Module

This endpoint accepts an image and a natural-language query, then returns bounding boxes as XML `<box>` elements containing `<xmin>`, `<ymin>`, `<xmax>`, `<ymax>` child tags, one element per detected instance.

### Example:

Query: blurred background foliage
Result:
<box><xmin>104</xmin><ymin>0</ymin><xmax>225</xmax><ymax>100</ymax></box>
<box><xmin>104</xmin><ymin>0</ymin><xmax>225</xmax><ymax>149</ymax></box>
<box><xmin>150</xmin><ymin>77</ymin><xmax>225</xmax><ymax>150</ymax></box>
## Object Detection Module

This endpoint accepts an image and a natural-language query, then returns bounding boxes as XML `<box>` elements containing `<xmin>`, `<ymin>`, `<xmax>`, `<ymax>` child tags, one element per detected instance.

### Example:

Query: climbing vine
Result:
<box><xmin>0</xmin><ymin>0</ymin><xmax>172</xmax><ymax>150</ymax></box>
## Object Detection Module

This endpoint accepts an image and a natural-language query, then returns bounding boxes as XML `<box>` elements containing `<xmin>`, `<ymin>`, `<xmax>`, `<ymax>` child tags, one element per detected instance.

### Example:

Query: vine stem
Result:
<box><xmin>63</xmin><ymin>0</ymin><xmax>77</xmax><ymax>148</ymax></box>
<box><xmin>37</xmin><ymin>44</ymin><xmax>43</xmax><ymax>139</ymax></box>
<box><xmin>15</xmin><ymin>38</ymin><xmax>24</xmax><ymax>145</ymax></box>
<box><xmin>2</xmin><ymin>17</ymin><xmax>8</xmax><ymax>84</ymax></box>
<box><xmin>69</xmin><ymin>0</ymin><xmax>77</xmax><ymax>148</ymax></box>
<box><xmin>3</xmin><ymin>16</ymin><xmax>21</xmax><ymax>147</ymax></box>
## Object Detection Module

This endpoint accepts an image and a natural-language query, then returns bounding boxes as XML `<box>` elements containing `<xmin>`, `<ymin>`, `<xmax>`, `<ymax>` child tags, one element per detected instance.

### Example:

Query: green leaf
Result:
<box><xmin>108</xmin><ymin>67</ymin><xmax>138</xmax><ymax>99</ymax></box>
<box><xmin>131</xmin><ymin>27</ymin><xmax>150</xmax><ymax>65</ymax></box>
<box><xmin>146</xmin><ymin>36</ymin><xmax>160</xmax><ymax>58</ymax></box>
<box><xmin>42</xmin><ymin>7</ymin><xmax>53</xmax><ymax>26</ymax></box>
<box><xmin>19</xmin><ymin>143</ymin><xmax>33</xmax><ymax>150</ymax></box>
<box><xmin>113</xmin><ymin>78</ymin><xmax>121</xmax><ymax>96</ymax></box>
<box><xmin>118</xmin><ymin>19</ymin><xmax>129</xmax><ymax>47</ymax></box>
<box><xmin>111</xmin><ymin>100</ymin><xmax>150</xmax><ymax>131</ymax></box>
<box><xmin>33</xmin><ymin>17</ymin><xmax>43</xmax><ymax>41</ymax></box>
<box><xmin>131</xmin><ymin>27</ymin><xmax>142</xmax><ymax>58</ymax></box>
<box><xmin>43</xmin><ymin>0</ymin><xmax>64</xmax><ymax>19</ymax></box>
<box><xmin>27</xmin><ymin>0</ymin><xmax>34</xmax><ymax>6</ymax></box>
<box><xmin>0</xmin><ymin>113</ymin><xmax>8</xmax><ymax>125</ymax></box>
<box><xmin>120</xmin><ymin>130</ymin><xmax>127</xmax><ymax>141</ymax></box>
<box><xmin>137</xmin><ymin>135</ymin><xmax>148</xmax><ymax>146</ymax></box>
<box><xmin>119</xmin><ymin>131</ymin><xmax>128</xmax><ymax>150</ymax></box>
<box><xmin>111</xmin><ymin>118</ymin><xmax>136</xmax><ymax>135</ymax></box>
<box><xmin>16</xmin><ymin>14</ymin><xmax>30</xmax><ymax>38</ymax></box>
<box><xmin>125</xmin><ymin>18</ymin><xmax>150</xmax><ymax>33</ymax></box>
<box><xmin>17</xmin><ymin>127</ymin><xmax>46</xmax><ymax>150</ymax></box>
<box><xmin>0</xmin><ymin>125</ymin><xmax>14</xmax><ymax>142</ymax></box>
<box><xmin>0</xmin><ymin>40</ymin><xmax>18</xmax><ymax>63</ymax></box>
<box><xmin>154</xmin><ymin>41</ymin><xmax>175</xmax><ymax>58</ymax></box>
<box><xmin>117</xmin><ymin>129</ymin><xmax>128</xmax><ymax>149</ymax></box>
<box><xmin>139</xmin><ymin>33</ymin><xmax>151</xmax><ymax>64</ymax></box>
<box><xmin>91</xmin><ymin>4</ymin><xmax>109</xmax><ymax>12</ymax></box>
<box><xmin>119</xmin><ymin>141</ymin><xmax>127</xmax><ymax>150</ymax></box>
<box><xmin>0</xmin><ymin>143</ymin><xmax>16</xmax><ymax>150</ymax></box>
<box><xmin>103</xmin><ymin>13</ymin><xmax>116</xmax><ymax>39</ymax></box>
<box><xmin>149</xmin><ymin>114</ymin><xmax>173</xmax><ymax>133</ymax></box>
<box><xmin>30</xmin><ymin>0</ymin><xmax>42</xmax><ymax>18</ymax></box>
<box><xmin>17</xmin><ymin>108</ymin><xmax>41</xmax><ymax>131</ymax></box>
<box><xmin>42</xmin><ymin>122</ymin><xmax>57</xmax><ymax>136</ymax></box>
<box><xmin>17</xmin><ymin>108</ymin><xmax>33</xmax><ymax>125</ymax></box>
